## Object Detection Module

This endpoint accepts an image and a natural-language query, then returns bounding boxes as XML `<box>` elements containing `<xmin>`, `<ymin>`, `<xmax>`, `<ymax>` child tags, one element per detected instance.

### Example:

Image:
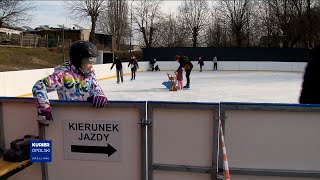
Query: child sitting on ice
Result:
<box><xmin>167</xmin><ymin>73</ymin><xmax>177</xmax><ymax>91</ymax></box>
<box><xmin>155</xmin><ymin>65</ymin><xmax>160</xmax><ymax>71</ymax></box>
<box><xmin>162</xmin><ymin>73</ymin><xmax>178</xmax><ymax>91</ymax></box>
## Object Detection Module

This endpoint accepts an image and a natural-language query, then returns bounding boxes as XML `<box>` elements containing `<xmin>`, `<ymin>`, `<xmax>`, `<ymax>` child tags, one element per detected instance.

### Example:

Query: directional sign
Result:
<box><xmin>71</xmin><ymin>144</ymin><xmax>117</xmax><ymax>157</ymax></box>
<box><xmin>63</xmin><ymin>120</ymin><xmax>122</xmax><ymax>161</ymax></box>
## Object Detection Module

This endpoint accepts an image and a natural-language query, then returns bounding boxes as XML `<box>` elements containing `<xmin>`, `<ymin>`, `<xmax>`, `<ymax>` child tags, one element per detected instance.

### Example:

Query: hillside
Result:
<box><xmin>0</xmin><ymin>46</ymin><xmax>67</xmax><ymax>72</ymax></box>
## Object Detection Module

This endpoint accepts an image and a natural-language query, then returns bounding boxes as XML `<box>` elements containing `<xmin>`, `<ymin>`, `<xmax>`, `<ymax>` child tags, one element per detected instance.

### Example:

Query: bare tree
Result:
<box><xmin>268</xmin><ymin>0</ymin><xmax>297</xmax><ymax>47</ymax></box>
<box><xmin>97</xmin><ymin>0</ymin><xmax>129</xmax><ymax>50</ymax></box>
<box><xmin>256</xmin><ymin>0</ymin><xmax>277</xmax><ymax>47</ymax></box>
<box><xmin>178</xmin><ymin>0</ymin><xmax>209</xmax><ymax>47</ymax></box>
<box><xmin>156</xmin><ymin>13</ymin><xmax>189</xmax><ymax>47</ymax></box>
<box><xmin>289</xmin><ymin>0</ymin><xmax>319</xmax><ymax>47</ymax></box>
<box><xmin>0</xmin><ymin>0</ymin><xmax>34</xmax><ymax>27</ymax></box>
<box><xmin>206</xmin><ymin>21</ymin><xmax>223</xmax><ymax>47</ymax></box>
<box><xmin>65</xmin><ymin>0</ymin><xmax>107</xmax><ymax>43</ymax></box>
<box><xmin>133</xmin><ymin>0</ymin><xmax>163</xmax><ymax>48</ymax></box>
<box><xmin>205</xmin><ymin>5</ymin><xmax>228</xmax><ymax>47</ymax></box>
<box><xmin>218</xmin><ymin>0</ymin><xmax>252</xmax><ymax>47</ymax></box>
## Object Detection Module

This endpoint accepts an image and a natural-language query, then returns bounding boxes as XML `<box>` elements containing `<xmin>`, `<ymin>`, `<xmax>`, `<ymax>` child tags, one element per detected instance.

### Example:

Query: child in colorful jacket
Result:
<box><xmin>32</xmin><ymin>41</ymin><xmax>108</xmax><ymax>126</ymax></box>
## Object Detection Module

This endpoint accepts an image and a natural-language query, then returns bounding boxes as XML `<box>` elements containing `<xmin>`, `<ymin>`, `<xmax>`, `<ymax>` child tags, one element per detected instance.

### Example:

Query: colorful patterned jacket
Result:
<box><xmin>32</xmin><ymin>62</ymin><xmax>105</xmax><ymax>111</ymax></box>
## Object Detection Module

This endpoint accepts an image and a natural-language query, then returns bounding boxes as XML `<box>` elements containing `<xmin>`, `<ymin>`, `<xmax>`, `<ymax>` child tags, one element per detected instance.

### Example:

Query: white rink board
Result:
<box><xmin>153</xmin><ymin>108</ymin><xmax>214</xmax><ymax>166</ymax></box>
<box><xmin>45</xmin><ymin>106</ymin><xmax>141</xmax><ymax>180</ymax></box>
<box><xmin>225</xmin><ymin>110</ymin><xmax>320</xmax><ymax>171</ymax></box>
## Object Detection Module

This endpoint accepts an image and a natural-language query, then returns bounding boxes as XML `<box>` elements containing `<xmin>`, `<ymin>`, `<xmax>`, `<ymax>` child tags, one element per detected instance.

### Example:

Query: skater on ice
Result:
<box><xmin>149</xmin><ymin>58</ymin><xmax>156</xmax><ymax>71</ymax></box>
<box><xmin>175</xmin><ymin>55</ymin><xmax>193</xmax><ymax>89</ymax></box>
<box><xmin>197</xmin><ymin>56</ymin><xmax>204</xmax><ymax>72</ymax></box>
<box><xmin>110</xmin><ymin>56</ymin><xmax>123</xmax><ymax>84</ymax></box>
<box><xmin>128</xmin><ymin>56</ymin><xmax>139</xmax><ymax>80</ymax></box>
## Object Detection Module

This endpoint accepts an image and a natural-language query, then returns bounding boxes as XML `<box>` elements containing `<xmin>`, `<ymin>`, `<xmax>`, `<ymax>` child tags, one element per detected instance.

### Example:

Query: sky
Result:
<box><xmin>26</xmin><ymin>1</ymin><xmax>182</xmax><ymax>29</ymax></box>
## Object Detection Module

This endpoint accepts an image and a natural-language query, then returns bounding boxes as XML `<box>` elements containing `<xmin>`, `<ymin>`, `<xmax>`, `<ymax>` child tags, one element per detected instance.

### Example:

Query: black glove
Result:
<box><xmin>37</xmin><ymin>107</ymin><xmax>53</xmax><ymax>126</ymax></box>
<box><xmin>87</xmin><ymin>95</ymin><xmax>108</xmax><ymax>108</ymax></box>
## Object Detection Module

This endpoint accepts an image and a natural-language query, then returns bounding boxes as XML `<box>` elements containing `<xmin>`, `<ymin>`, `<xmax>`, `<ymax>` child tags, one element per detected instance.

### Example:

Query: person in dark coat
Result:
<box><xmin>128</xmin><ymin>56</ymin><xmax>139</xmax><ymax>80</ymax></box>
<box><xmin>149</xmin><ymin>58</ymin><xmax>156</xmax><ymax>71</ymax></box>
<box><xmin>299</xmin><ymin>45</ymin><xmax>320</xmax><ymax>104</ymax></box>
<box><xmin>175</xmin><ymin>55</ymin><xmax>193</xmax><ymax>88</ymax></box>
<box><xmin>110</xmin><ymin>56</ymin><xmax>123</xmax><ymax>83</ymax></box>
<box><xmin>197</xmin><ymin>56</ymin><xmax>204</xmax><ymax>72</ymax></box>
<box><xmin>213</xmin><ymin>56</ymin><xmax>218</xmax><ymax>71</ymax></box>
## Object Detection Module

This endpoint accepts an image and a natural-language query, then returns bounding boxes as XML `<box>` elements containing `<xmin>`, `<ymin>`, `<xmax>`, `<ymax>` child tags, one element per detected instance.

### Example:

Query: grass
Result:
<box><xmin>0</xmin><ymin>46</ymin><xmax>143</xmax><ymax>72</ymax></box>
<box><xmin>0</xmin><ymin>46</ymin><xmax>68</xmax><ymax>72</ymax></box>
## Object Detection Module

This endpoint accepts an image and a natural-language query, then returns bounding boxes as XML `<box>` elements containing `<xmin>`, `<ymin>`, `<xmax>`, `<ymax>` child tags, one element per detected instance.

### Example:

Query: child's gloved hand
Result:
<box><xmin>87</xmin><ymin>95</ymin><xmax>108</xmax><ymax>108</ymax></box>
<box><xmin>37</xmin><ymin>107</ymin><xmax>53</xmax><ymax>126</ymax></box>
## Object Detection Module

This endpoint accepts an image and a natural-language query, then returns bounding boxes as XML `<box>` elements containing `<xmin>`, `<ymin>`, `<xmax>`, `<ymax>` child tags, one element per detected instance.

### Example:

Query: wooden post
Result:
<box><xmin>20</xmin><ymin>32</ymin><xmax>23</xmax><ymax>48</ymax></box>
<box><xmin>46</xmin><ymin>35</ymin><xmax>48</xmax><ymax>48</ymax></box>
<box><xmin>34</xmin><ymin>34</ymin><xmax>36</xmax><ymax>48</ymax></box>
<box><xmin>29</xmin><ymin>35</ymin><xmax>31</xmax><ymax>46</ymax></box>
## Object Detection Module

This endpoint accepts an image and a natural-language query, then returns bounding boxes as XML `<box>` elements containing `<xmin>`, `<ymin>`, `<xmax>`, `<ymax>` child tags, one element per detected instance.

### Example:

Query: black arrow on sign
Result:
<box><xmin>71</xmin><ymin>144</ymin><xmax>117</xmax><ymax>157</ymax></box>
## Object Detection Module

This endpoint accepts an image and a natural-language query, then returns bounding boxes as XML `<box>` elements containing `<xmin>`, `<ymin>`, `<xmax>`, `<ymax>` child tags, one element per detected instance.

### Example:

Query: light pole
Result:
<box><xmin>62</xmin><ymin>24</ymin><xmax>65</xmax><ymax>62</ymax></box>
<box><xmin>129</xmin><ymin>0</ymin><xmax>134</xmax><ymax>61</ymax></box>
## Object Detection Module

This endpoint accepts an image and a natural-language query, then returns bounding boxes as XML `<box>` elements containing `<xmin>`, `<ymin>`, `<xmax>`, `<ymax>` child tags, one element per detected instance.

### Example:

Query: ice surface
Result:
<box><xmin>47</xmin><ymin>71</ymin><xmax>304</xmax><ymax>104</ymax></box>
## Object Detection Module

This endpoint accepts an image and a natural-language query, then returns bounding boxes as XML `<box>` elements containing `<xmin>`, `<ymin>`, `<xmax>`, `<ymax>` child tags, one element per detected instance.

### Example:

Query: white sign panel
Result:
<box><xmin>63</xmin><ymin>120</ymin><xmax>122</xmax><ymax>161</ymax></box>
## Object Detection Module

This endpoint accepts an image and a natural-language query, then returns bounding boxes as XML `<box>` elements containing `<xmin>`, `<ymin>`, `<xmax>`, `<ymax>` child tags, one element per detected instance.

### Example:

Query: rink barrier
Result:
<box><xmin>0</xmin><ymin>61</ymin><xmax>306</xmax><ymax>97</ymax></box>
<box><xmin>41</xmin><ymin>100</ymin><xmax>147</xmax><ymax>180</ymax></box>
<box><xmin>220</xmin><ymin>102</ymin><xmax>320</xmax><ymax>179</ymax></box>
<box><xmin>1</xmin><ymin>97</ymin><xmax>320</xmax><ymax>179</ymax></box>
<box><xmin>0</xmin><ymin>102</ymin><xmax>4</xmax><ymax>150</ymax></box>
<box><xmin>155</xmin><ymin>61</ymin><xmax>306</xmax><ymax>72</ymax></box>
<box><xmin>147</xmin><ymin>101</ymin><xmax>220</xmax><ymax>180</ymax></box>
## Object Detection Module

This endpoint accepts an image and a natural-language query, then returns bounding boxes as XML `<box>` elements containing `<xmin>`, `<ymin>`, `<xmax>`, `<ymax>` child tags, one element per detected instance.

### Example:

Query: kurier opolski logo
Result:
<box><xmin>30</xmin><ymin>140</ymin><xmax>52</xmax><ymax>162</ymax></box>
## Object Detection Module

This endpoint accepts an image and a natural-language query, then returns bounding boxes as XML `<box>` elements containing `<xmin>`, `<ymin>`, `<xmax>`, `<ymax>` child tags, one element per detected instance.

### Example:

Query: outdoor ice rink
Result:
<box><xmin>47</xmin><ymin>70</ymin><xmax>304</xmax><ymax>104</ymax></box>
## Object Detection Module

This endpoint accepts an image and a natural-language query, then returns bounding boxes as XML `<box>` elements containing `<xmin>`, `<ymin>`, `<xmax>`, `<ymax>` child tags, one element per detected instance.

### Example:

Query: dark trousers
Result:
<box><xmin>185</xmin><ymin>69</ymin><xmax>191</xmax><ymax>86</ymax></box>
<box><xmin>116</xmin><ymin>69</ymin><xmax>123</xmax><ymax>83</ymax></box>
<box><xmin>214</xmin><ymin>63</ymin><xmax>217</xmax><ymax>70</ymax></box>
<box><xmin>131</xmin><ymin>68</ymin><xmax>136</xmax><ymax>80</ymax></box>
<box><xmin>200</xmin><ymin>65</ymin><xmax>203</xmax><ymax>72</ymax></box>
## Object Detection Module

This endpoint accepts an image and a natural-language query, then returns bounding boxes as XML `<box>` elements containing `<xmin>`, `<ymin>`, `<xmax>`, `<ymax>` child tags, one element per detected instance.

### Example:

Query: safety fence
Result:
<box><xmin>220</xmin><ymin>102</ymin><xmax>320</xmax><ymax>180</ymax></box>
<box><xmin>1</xmin><ymin>97</ymin><xmax>320</xmax><ymax>180</ymax></box>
